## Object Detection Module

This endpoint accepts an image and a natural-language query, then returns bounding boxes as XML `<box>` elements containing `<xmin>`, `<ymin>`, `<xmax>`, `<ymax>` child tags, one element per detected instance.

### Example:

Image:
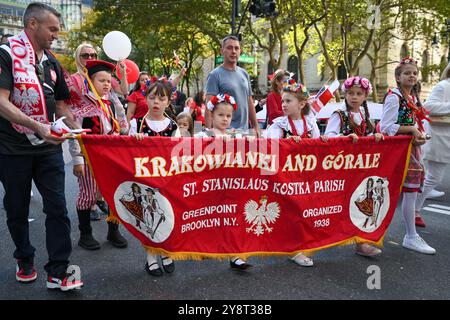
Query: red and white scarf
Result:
<box><xmin>4</xmin><ymin>31</ymin><xmax>47</xmax><ymax>134</ymax></box>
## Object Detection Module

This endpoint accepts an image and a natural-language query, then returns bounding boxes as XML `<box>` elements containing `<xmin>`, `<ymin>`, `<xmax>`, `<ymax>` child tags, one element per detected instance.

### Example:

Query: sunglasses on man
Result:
<box><xmin>79</xmin><ymin>53</ymin><xmax>98</xmax><ymax>59</ymax></box>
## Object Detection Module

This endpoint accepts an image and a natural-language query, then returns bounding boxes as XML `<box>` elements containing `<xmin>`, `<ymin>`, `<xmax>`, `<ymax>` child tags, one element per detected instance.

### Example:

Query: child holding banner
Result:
<box><xmin>380</xmin><ymin>57</ymin><xmax>436</xmax><ymax>255</ymax></box>
<box><xmin>195</xmin><ymin>94</ymin><xmax>254</xmax><ymax>271</ymax></box>
<box><xmin>69</xmin><ymin>59</ymin><xmax>129</xmax><ymax>251</ymax></box>
<box><xmin>195</xmin><ymin>94</ymin><xmax>237</xmax><ymax>138</ymax></box>
<box><xmin>266</xmin><ymin>77</ymin><xmax>323</xmax><ymax>267</ymax></box>
<box><xmin>324</xmin><ymin>76</ymin><xmax>383</xmax><ymax>257</ymax></box>
<box><xmin>131</xmin><ymin>80</ymin><xmax>180</xmax><ymax>276</ymax></box>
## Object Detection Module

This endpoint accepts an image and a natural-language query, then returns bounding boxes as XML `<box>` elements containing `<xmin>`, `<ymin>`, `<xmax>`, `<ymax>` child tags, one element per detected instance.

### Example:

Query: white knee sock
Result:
<box><xmin>231</xmin><ymin>256</ymin><xmax>246</xmax><ymax>265</ymax></box>
<box><xmin>401</xmin><ymin>192</ymin><xmax>418</xmax><ymax>238</ymax></box>
<box><xmin>146</xmin><ymin>253</ymin><xmax>159</xmax><ymax>270</ymax></box>
<box><xmin>161</xmin><ymin>255</ymin><xmax>173</xmax><ymax>265</ymax></box>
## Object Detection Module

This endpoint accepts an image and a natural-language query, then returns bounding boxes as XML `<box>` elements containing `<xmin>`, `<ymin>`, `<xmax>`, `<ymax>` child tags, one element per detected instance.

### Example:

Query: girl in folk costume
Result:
<box><xmin>380</xmin><ymin>56</ymin><xmax>435</xmax><ymax>255</ymax></box>
<box><xmin>68</xmin><ymin>60</ymin><xmax>129</xmax><ymax>250</ymax></box>
<box><xmin>195</xmin><ymin>94</ymin><xmax>238</xmax><ymax>138</ymax></box>
<box><xmin>195</xmin><ymin>94</ymin><xmax>254</xmax><ymax>271</ymax></box>
<box><xmin>266</xmin><ymin>77</ymin><xmax>321</xmax><ymax>140</ymax></box>
<box><xmin>129</xmin><ymin>80</ymin><xmax>181</xmax><ymax>138</ymax></box>
<box><xmin>325</xmin><ymin>76</ymin><xmax>384</xmax><ymax>257</ymax></box>
<box><xmin>266</xmin><ymin>77</ymin><xmax>325</xmax><ymax>267</ymax></box>
<box><xmin>131</xmin><ymin>80</ymin><xmax>180</xmax><ymax>276</ymax></box>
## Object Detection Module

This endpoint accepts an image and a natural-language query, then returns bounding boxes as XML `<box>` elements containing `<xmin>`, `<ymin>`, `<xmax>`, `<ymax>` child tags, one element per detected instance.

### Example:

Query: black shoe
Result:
<box><xmin>16</xmin><ymin>258</ymin><xmax>37</xmax><ymax>283</ymax></box>
<box><xmin>145</xmin><ymin>262</ymin><xmax>163</xmax><ymax>276</ymax></box>
<box><xmin>161</xmin><ymin>257</ymin><xmax>175</xmax><ymax>273</ymax></box>
<box><xmin>107</xmin><ymin>222</ymin><xmax>128</xmax><ymax>248</ymax></box>
<box><xmin>230</xmin><ymin>258</ymin><xmax>253</xmax><ymax>271</ymax></box>
<box><xmin>90</xmin><ymin>209</ymin><xmax>101</xmax><ymax>221</ymax></box>
<box><xmin>96</xmin><ymin>200</ymin><xmax>109</xmax><ymax>215</ymax></box>
<box><xmin>78</xmin><ymin>232</ymin><xmax>101</xmax><ymax>250</ymax></box>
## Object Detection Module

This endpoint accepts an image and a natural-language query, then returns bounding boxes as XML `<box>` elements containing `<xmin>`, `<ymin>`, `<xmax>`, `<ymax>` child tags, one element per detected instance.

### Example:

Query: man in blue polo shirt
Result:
<box><xmin>205</xmin><ymin>35</ymin><xmax>259</xmax><ymax>136</ymax></box>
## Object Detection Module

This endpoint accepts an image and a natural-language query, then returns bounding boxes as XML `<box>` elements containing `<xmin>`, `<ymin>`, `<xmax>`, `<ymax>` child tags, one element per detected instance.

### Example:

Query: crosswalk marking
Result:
<box><xmin>428</xmin><ymin>204</ymin><xmax>450</xmax><ymax>210</ymax></box>
<box><xmin>423</xmin><ymin>207</ymin><xmax>450</xmax><ymax>216</ymax></box>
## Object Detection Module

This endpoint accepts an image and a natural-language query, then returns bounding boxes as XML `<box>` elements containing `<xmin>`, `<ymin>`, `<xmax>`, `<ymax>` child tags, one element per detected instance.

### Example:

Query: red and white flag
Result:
<box><xmin>173</xmin><ymin>50</ymin><xmax>181</xmax><ymax>67</ymax></box>
<box><xmin>311</xmin><ymin>79</ymin><xmax>340</xmax><ymax>113</ymax></box>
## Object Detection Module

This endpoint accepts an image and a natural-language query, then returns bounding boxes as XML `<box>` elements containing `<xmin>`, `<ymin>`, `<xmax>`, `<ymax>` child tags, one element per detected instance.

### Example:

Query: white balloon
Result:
<box><xmin>102</xmin><ymin>31</ymin><xmax>131</xmax><ymax>61</ymax></box>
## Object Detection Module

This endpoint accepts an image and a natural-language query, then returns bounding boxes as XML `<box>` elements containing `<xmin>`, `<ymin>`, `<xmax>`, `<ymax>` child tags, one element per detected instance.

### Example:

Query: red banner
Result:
<box><xmin>78</xmin><ymin>135</ymin><xmax>412</xmax><ymax>259</ymax></box>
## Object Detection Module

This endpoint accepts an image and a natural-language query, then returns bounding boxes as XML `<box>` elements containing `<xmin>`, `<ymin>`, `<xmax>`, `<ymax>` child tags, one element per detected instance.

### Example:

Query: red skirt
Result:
<box><xmin>355</xmin><ymin>198</ymin><xmax>374</xmax><ymax>216</ymax></box>
<box><xmin>403</xmin><ymin>145</ymin><xmax>425</xmax><ymax>193</ymax></box>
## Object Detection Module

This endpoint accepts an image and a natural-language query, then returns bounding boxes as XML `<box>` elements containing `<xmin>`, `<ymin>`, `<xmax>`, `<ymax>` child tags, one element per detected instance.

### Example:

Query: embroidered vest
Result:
<box><xmin>136</xmin><ymin>118</ymin><xmax>178</xmax><ymax>137</ymax></box>
<box><xmin>335</xmin><ymin>110</ymin><xmax>371</xmax><ymax>136</ymax></box>
<box><xmin>82</xmin><ymin>100</ymin><xmax>116</xmax><ymax>135</ymax></box>
<box><xmin>389</xmin><ymin>91</ymin><xmax>415</xmax><ymax>126</ymax></box>
<box><xmin>281</xmin><ymin>125</ymin><xmax>312</xmax><ymax>139</ymax></box>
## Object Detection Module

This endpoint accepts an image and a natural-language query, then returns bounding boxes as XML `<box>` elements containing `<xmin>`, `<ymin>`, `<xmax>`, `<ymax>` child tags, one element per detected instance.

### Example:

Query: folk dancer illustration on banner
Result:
<box><xmin>142</xmin><ymin>187</ymin><xmax>166</xmax><ymax>238</ymax></box>
<box><xmin>119</xmin><ymin>183</ymin><xmax>145</xmax><ymax>229</ymax></box>
<box><xmin>372</xmin><ymin>178</ymin><xmax>387</xmax><ymax>228</ymax></box>
<box><xmin>355</xmin><ymin>178</ymin><xmax>375</xmax><ymax>229</ymax></box>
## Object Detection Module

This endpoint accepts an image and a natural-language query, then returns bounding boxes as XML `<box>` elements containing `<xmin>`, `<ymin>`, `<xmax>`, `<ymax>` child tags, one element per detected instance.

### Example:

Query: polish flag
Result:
<box><xmin>311</xmin><ymin>80</ymin><xmax>340</xmax><ymax>113</ymax></box>
<box><xmin>173</xmin><ymin>51</ymin><xmax>181</xmax><ymax>67</ymax></box>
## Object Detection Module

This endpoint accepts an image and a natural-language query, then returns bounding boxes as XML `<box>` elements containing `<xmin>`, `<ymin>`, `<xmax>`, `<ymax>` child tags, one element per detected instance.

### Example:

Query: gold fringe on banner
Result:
<box><xmin>142</xmin><ymin>235</ymin><xmax>385</xmax><ymax>261</ymax></box>
<box><xmin>106</xmin><ymin>214</ymin><xmax>121</xmax><ymax>225</ymax></box>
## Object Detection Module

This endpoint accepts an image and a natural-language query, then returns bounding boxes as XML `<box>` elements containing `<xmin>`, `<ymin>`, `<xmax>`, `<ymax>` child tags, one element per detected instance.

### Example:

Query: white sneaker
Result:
<box><xmin>290</xmin><ymin>253</ymin><xmax>314</xmax><ymax>267</ymax></box>
<box><xmin>402</xmin><ymin>235</ymin><xmax>436</xmax><ymax>255</ymax></box>
<box><xmin>426</xmin><ymin>189</ymin><xmax>445</xmax><ymax>199</ymax></box>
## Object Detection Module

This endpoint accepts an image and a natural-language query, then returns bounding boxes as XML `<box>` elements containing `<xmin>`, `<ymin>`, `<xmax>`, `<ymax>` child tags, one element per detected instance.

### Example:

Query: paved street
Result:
<box><xmin>0</xmin><ymin>142</ymin><xmax>449</xmax><ymax>300</ymax></box>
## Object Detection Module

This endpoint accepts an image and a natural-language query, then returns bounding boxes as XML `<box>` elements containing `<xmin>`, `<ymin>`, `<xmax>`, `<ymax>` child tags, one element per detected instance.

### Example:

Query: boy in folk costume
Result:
<box><xmin>68</xmin><ymin>59</ymin><xmax>129</xmax><ymax>250</ymax></box>
<box><xmin>72</xmin><ymin>43</ymin><xmax>127</xmax><ymax>220</ymax></box>
<box><xmin>380</xmin><ymin>56</ymin><xmax>435</xmax><ymax>255</ymax></box>
<box><xmin>324</xmin><ymin>76</ymin><xmax>383</xmax><ymax>257</ymax></box>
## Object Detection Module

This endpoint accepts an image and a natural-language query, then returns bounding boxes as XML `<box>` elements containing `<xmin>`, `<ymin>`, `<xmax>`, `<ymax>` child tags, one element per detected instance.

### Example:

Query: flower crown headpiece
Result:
<box><xmin>398</xmin><ymin>56</ymin><xmax>418</xmax><ymax>67</ymax></box>
<box><xmin>207</xmin><ymin>93</ymin><xmax>238</xmax><ymax>111</ymax></box>
<box><xmin>282</xmin><ymin>76</ymin><xmax>309</xmax><ymax>98</ymax></box>
<box><xmin>342</xmin><ymin>76</ymin><xmax>372</xmax><ymax>95</ymax></box>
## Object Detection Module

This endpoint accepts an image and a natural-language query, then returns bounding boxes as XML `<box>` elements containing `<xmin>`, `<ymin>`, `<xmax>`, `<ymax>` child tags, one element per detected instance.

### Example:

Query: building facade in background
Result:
<box><xmin>0</xmin><ymin>0</ymin><xmax>92</xmax><ymax>53</ymax></box>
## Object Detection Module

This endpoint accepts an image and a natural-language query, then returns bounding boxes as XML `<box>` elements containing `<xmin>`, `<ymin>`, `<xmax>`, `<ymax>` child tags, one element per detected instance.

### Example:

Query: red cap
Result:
<box><xmin>85</xmin><ymin>60</ymin><xmax>115</xmax><ymax>77</ymax></box>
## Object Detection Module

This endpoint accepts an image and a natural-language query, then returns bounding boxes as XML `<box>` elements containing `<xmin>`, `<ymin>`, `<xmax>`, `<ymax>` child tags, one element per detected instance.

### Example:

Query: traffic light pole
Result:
<box><xmin>230</xmin><ymin>0</ymin><xmax>252</xmax><ymax>39</ymax></box>
<box><xmin>231</xmin><ymin>0</ymin><xmax>237</xmax><ymax>35</ymax></box>
<box><xmin>231</xmin><ymin>1</ymin><xmax>276</xmax><ymax>39</ymax></box>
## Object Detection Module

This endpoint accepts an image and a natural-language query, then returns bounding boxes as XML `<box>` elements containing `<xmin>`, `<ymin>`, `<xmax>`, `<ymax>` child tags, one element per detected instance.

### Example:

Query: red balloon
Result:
<box><xmin>116</xmin><ymin>59</ymin><xmax>140</xmax><ymax>83</ymax></box>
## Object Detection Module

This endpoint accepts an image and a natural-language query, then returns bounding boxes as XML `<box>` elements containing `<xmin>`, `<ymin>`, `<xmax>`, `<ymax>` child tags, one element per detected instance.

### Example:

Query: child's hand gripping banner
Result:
<box><xmin>78</xmin><ymin>135</ymin><xmax>412</xmax><ymax>259</ymax></box>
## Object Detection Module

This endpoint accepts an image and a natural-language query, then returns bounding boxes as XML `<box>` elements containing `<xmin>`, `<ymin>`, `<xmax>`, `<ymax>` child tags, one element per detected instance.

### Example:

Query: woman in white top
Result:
<box><xmin>415</xmin><ymin>63</ymin><xmax>450</xmax><ymax>222</ymax></box>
